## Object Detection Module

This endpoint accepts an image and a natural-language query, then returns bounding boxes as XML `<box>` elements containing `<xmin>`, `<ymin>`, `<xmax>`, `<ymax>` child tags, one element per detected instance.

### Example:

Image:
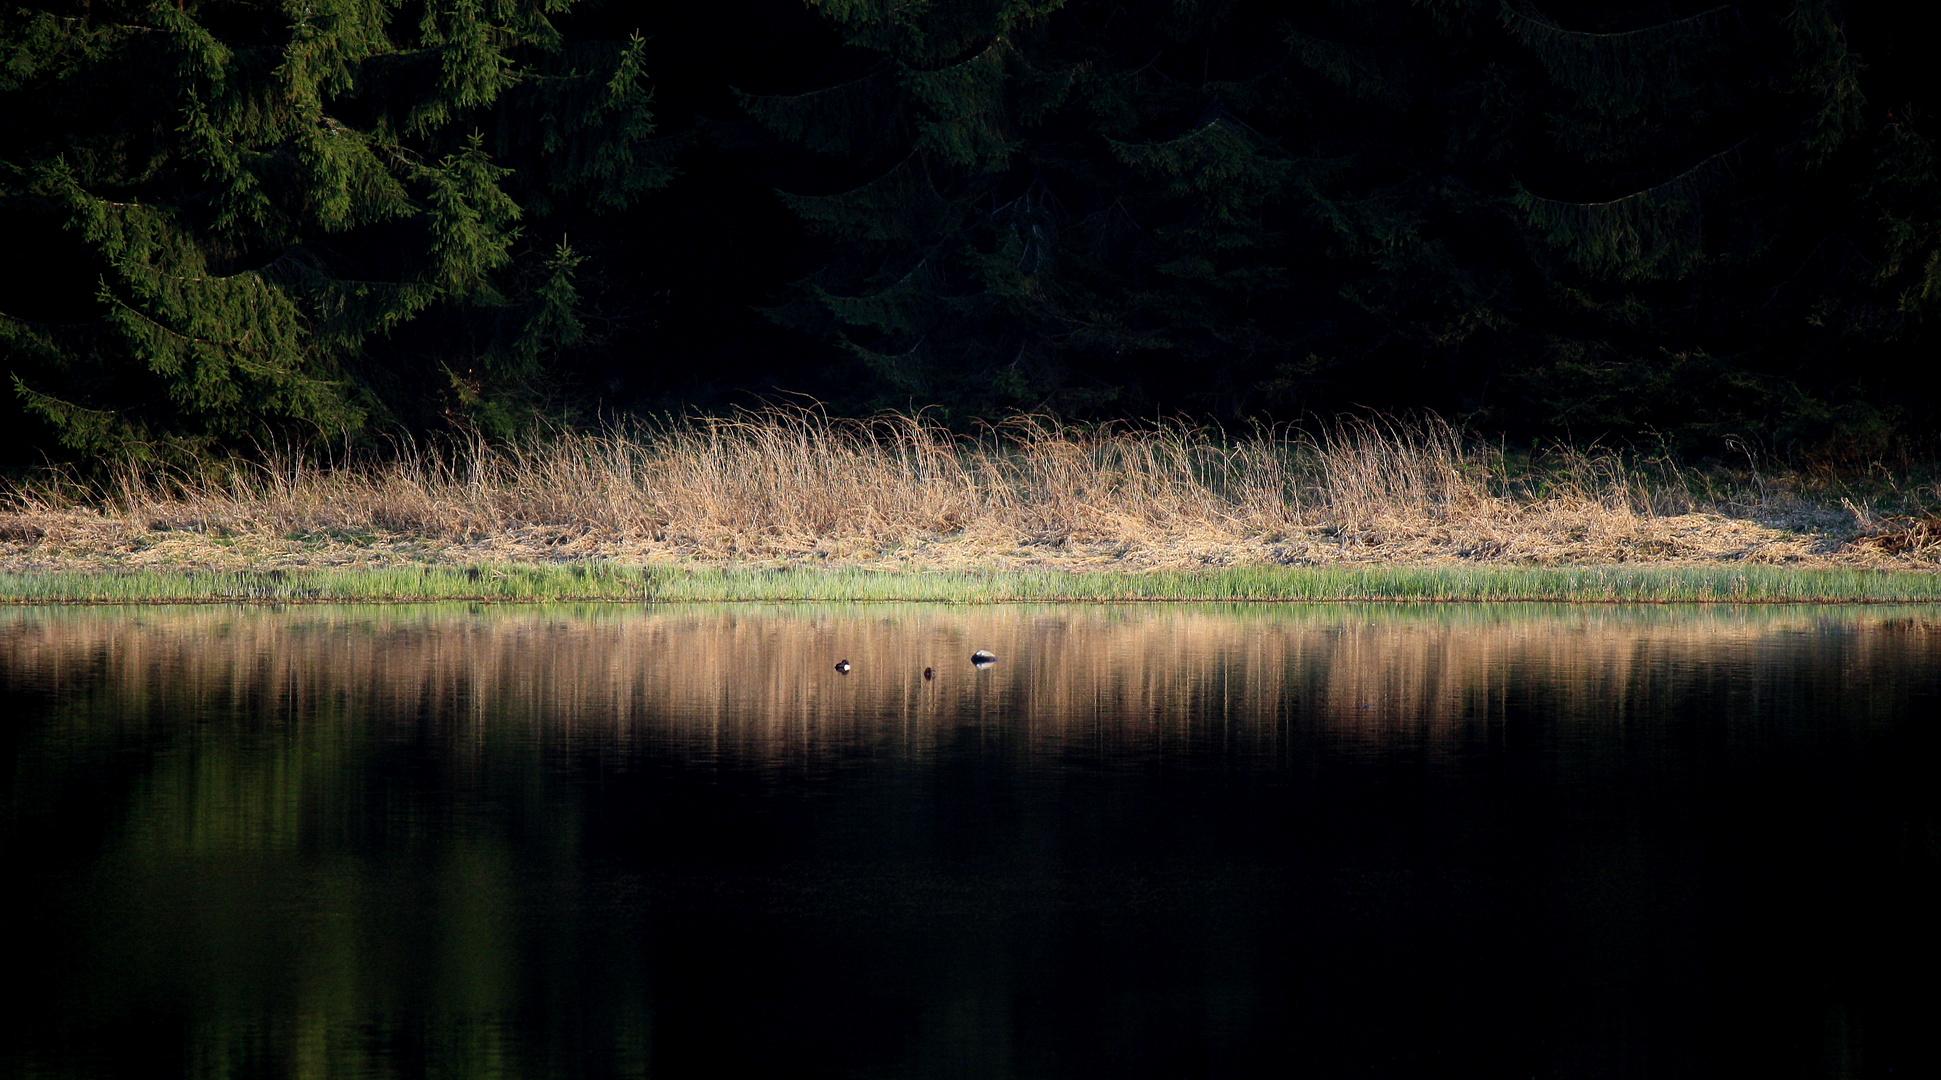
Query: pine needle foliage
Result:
<box><xmin>747</xmin><ymin>0</ymin><xmax>1326</xmax><ymax>416</ymax></box>
<box><xmin>1513</xmin><ymin>139</ymin><xmax>1748</xmax><ymax>281</ymax></box>
<box><xmin>735</xmin><ymin>0</ymin><xmax>1931</xmax><ymax>450</ymax></box>
<box><xmin>0</xmin><ymin>0</ymin><xmax>671</xmax><ymax>461</ymax></box>
<box><xmin>1500</xmin><ymin>1</ymin><xmax>1738</xmax><ymax>110</ymax></box>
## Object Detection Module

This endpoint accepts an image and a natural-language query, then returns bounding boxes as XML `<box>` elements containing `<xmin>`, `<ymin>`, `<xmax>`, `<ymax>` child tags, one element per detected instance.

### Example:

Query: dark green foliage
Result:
<box><xmin>0</xmin><ymin>0</ymin><xmax>670</xmax><ymax>459</ymax></box>
<box><xmin>746</xmin><ymin>0</ymin><xmax>1324</xmax><ymax>415</ymax></box>
<box><xmin>1481</xmin><ymin>0</ymin><xmax>1931</xmax><ymax>453</ymax></box>
<box><xmin>742</xmin><ymin>5</ymin><xmax>1075</xmax><ymax>413</ymax></box>
<box><xmin>1</xmin><ymin>0</ymin><xmax>1936</xmax><ymax>463</ymax></box>
<box><xmin>739</xmin><ymin>0</ymin><xmax>1938</xmax><ymax>453</ymax></box>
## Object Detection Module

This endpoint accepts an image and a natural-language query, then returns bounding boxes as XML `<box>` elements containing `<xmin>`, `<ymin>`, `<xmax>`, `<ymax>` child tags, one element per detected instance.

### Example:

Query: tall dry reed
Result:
<box><xmin>3</xmin><ymin>407</ymin><xmax>1842</xmax><ymax>564</ymax></box>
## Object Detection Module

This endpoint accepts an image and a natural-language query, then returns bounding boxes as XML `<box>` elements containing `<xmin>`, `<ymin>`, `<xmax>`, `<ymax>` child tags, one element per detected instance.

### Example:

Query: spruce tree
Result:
<box><xmin>743</xmin><ymin>1</ymin><xmax>1064</xmax><ymax>414</ymax></box>
<box><xmin>746</xmin><ymin>1</ymin><xmax>1506</xmax><ymax>418</ymax></box>
<box><xmin>1482</xmin><ymin>0</ymin><xmax>1901</xmax><ymax>447</ymax></box>
<box><xmin>0</xmin><ymin>0</ymin><xmax>670</xmax><ymax>460</ymax></box>
<box><xmin>746</xmin><ymin>0</ymin><xmax>1935</xmax><ymax>450</ymax></box>
<box><xmin>742</xmin><ymin>1</ymin><xmax>1308</xmax><ymax>415</ymax></box>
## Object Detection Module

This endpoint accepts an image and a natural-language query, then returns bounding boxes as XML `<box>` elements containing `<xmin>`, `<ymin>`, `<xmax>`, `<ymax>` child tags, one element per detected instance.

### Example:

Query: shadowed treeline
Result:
<box><xmin>5</xmin><ymin>2</ymin><xmax>1936</xmax><ymax>460</ymax></box>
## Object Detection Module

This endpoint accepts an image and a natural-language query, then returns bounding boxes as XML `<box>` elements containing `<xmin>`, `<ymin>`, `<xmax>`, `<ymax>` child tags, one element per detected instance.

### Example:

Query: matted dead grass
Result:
<box><xmin>2</xmin><ymin>408</ymin><xmax>1936</xmax><ymax>573</ymax></box>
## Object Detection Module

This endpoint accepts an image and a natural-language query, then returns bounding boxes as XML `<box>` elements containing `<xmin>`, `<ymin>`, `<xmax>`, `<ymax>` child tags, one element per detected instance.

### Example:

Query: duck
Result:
<box><xmin>971</xmin><ymin>650</ymin><xmax>998</xmax><ymax>667</ymax></box>
<box><xmin>923</xmin><ymin>667</ymin><xmax>936</xmax><ymax>681</ymax></box>
<box><xmin>834</xmin><ymin>659</ymin><xmax>852</xmax><ymax>673</ymax></box>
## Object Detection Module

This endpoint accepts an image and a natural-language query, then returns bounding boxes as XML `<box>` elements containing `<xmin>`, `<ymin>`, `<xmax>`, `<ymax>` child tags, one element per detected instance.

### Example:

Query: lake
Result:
<box><xmin>3</xmin><ymin>602</ymin><xmax>1935</xmax><ymax>1078</ymax></box>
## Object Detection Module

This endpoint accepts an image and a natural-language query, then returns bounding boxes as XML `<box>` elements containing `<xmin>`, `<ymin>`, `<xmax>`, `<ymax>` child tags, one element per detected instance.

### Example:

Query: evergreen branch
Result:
<box><xmin>736</xmin><ymin>60</ymin><xmax>895</xmax><ymax>108</ymax></box>
<box><xmin>0</xmin><ymin>305</ymin><xmax>98</xmax><ymax>331</ymax></box>
<box><xmin>901</xmin><ymin>37</ymin><xmax>1007</xmax><ymax>76</ymax></box>
<box><xmin>1519</xmin><ymin>136</ymin><xmax>1750</xmax><ymax>209</ymax></box>
<box><xmin>1110</xmin><ymin>112</ymin><xmax>1227</xmax><ymax>153</ymax></box>
<box><xmin>778</xmin><ymin>151</ymin><xmax>952</xmax><ymax>243</ymax></box>
<box><xmin>9</xmin><ymin>381</ymin><xmax>121</xmax><ymax>425</ymax></box>
<box><xmin>1501</xmin><ymin>1</ymin><xmax>1739</xmax><ymax>105</ymax></box>
<box><xmin>1106</xmin><ymin>52</ymin><xmax>1168</xmax><ymax>81</ymax></box>
<box><xmin>1500</xmin><ymin>2</ymin><xmax>1735</xmax><ymax>41</ymax></box>
<box><xmin>102</xmin><ymin>289</ymin><xmax>273</xmax><ymax>356</ymax></box>
<box><xmin>1516</xmin><ymin>137</ymin><xmax>1757</xmax><ymax>281</ymax></box>
<box><xmin>738</xmin><ymin>62</ymin><xmax>905</xmax><ymax>160</ymax></box>
<box><xmin>1286</xmin><ymin>29</ymin><xmax>1410</xmax><ymax>108</ymax></box>
<box><xmin>7</xmin><ymin>377</ymin><xmax>155</xmax><ymax>460</ymax></box>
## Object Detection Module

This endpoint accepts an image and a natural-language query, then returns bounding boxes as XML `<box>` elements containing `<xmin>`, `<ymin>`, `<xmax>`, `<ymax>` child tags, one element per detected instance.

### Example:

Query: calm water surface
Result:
<box><xmin>2</xmin><ymin>603</ymin><xmax>1936</xmax><ymax>1078</ymax></box>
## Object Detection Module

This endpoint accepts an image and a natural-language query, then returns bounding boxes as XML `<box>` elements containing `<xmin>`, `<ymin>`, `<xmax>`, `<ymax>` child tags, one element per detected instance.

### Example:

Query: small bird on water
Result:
<box><xmin>971</xmin><ymin>650</ymin><xmax>998</xmax><ymax>667</ymax></box>
<box><xmin>834</xmin><ymin>659</ymin><xmax>851</xmax><ymax>673</ymax></box>
<box><xmin>923</xmin><ymin>667</ymin><xmax>936</xmax><ymax>681</ymax></box>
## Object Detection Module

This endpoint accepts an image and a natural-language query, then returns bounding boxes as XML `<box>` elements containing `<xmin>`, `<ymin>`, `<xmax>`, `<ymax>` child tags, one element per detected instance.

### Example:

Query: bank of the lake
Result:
<box><xmin>6</xmin><ymin>561</ymin><xmax>1941</xmax><ymax>604</ymax></box>
<box><xmin>8</xmin><ymin>412</ymin><xmax>1941</xmax><ymax>602</ymax></box>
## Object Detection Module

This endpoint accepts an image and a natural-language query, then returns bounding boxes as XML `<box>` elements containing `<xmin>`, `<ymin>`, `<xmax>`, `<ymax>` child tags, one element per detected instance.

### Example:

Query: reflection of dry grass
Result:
<box><xmin>2</xmin><ymin>409</ymin><xmax>1936</xmax><ymax>572</ymax></box>
<box><xmin>8</xmin><ymin>604</ymin><xmax>1919</xmax><ymax>1079</ymax></box>
<box><xmin>8</xmin><ymin>604</ymin><xmax>1933</xmax><ymax>870</ymax></box>
<box><xmin>7</xmin><ymin>605</ymin><xmax>1933</xmax><ymax>784</ymax></box>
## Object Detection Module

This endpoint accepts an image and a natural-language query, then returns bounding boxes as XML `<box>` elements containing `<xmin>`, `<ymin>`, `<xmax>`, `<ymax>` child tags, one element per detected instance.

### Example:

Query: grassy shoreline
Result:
<box><xmin>6</xmin><ymin>410</ymin><xmax>1939</xmax><ymax>603</ymax></box>
<box><xmin>7</xmin><ymin>562</ymin><xmax>1941</xmax><ymax>605</ymax></box>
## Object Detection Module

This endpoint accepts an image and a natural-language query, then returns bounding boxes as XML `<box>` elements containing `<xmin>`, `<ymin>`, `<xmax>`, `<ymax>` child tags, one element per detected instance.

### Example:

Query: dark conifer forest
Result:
<box><xmin>3</xmin><ymin>0</ymin><xmax>1935</xmax><ymax>465</ymax></box>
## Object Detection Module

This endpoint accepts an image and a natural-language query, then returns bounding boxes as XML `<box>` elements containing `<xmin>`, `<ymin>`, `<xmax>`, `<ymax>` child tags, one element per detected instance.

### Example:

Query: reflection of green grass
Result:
<box><xmin>5</xmin><ymin>562</ymin><xmax>1941</xmax><ymax>603</ymax></box>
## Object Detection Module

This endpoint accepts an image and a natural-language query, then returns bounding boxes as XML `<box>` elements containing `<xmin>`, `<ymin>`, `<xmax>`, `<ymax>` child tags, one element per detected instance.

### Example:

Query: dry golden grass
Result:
<box><xmin>1</xmin><ymin>407</ymin><xmax>1936</xmax><ymax>571</ymax></box>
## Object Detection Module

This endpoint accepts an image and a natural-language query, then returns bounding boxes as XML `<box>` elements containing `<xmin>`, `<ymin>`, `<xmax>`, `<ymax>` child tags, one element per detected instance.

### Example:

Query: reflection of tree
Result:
<box><xmin>4</xmin><ymin>603</ymin><xmax>1930</xmax><ymax>1075</ymax></box>
<box><xmin>3</xmin><ymin>610</ymin><xmax>655</xmax><ymax>1077</ymax></box>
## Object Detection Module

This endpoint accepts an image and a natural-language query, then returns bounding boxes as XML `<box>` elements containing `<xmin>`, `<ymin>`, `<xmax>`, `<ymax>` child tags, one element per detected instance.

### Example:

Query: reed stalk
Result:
<box><xmin>3</xmin><ymin>407</ymin><xmax>1937</xmax><ymax>574</ymax></box>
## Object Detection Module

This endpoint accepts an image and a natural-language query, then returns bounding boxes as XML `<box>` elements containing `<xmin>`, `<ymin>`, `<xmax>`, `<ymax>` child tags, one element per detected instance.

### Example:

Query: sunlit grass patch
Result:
<box><xmin>5</xmin><ymin>563</ymin><xmax>1941</xmax><ymax>604</ymax></box>
<box><xmin>4</xmin><ymin>407</ymin><xmax>1940</xmax><ymax>571</ymax></box>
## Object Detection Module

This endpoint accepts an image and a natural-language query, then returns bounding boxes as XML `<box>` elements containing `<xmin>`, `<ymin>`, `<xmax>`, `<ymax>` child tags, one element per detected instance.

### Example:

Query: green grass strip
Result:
<box><xmin>4</xmin><ymin>562</ymin><xmax>1941</xmax><ymax>604</ymax></box>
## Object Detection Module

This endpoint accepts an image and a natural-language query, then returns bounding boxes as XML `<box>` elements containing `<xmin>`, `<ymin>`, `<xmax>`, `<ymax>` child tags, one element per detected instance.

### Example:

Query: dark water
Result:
<box><xmin>2</xmin><ymin>603</ymin><xmax>1936</xmax><ymax>1079</ymax></box>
